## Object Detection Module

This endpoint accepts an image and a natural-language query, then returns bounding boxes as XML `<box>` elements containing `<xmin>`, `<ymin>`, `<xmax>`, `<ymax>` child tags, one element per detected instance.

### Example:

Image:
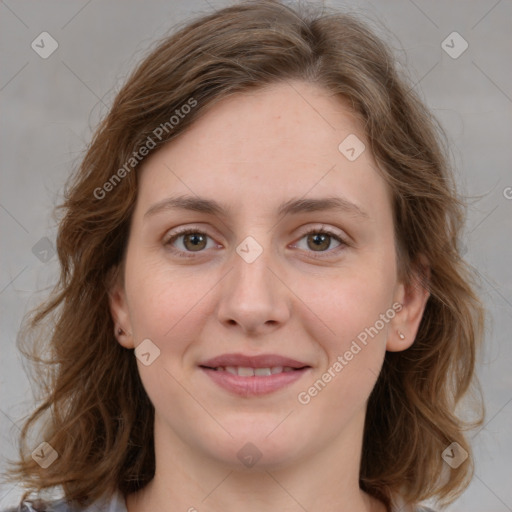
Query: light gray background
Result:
<box><xmin>1</xmin><ymin>1</ymin><xmax>511</xmax><ymax>510</ymax></box>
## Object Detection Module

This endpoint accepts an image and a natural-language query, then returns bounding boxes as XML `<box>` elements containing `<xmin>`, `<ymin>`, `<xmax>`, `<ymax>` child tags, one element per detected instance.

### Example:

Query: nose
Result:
<box><xmin>216</xmin><ymin>237</ymin><xmax>291</xmax><ymax>335</ymax></box>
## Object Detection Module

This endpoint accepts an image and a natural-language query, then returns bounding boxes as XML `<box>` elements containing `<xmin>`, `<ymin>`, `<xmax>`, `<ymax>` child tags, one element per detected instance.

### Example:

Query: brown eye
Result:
<box><xmin>293</xmin><ymin>228</ymin><xmax>346</xmax><ymax>258</ymax></box>
<box><xmin>306</xmin><ymin>232</ymin><xmax>332</xmax><ymax>251</ymax></box>
<box><xmin>182</xmin><ymin>232</ymin><xmax>207</xmax><ymax>251</ymax></box>
<box><xmin>165</xmin><ymin>229</ymin><xmax>215</xmax><ymax>257</ymax></box>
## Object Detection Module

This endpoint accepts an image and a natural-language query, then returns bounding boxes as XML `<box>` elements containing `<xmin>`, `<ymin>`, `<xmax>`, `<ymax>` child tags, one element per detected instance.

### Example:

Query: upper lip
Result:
<box><xmin>199</xmin><ymin>353</ymin><xmax>310</xmax><ymax>369</ymax></box>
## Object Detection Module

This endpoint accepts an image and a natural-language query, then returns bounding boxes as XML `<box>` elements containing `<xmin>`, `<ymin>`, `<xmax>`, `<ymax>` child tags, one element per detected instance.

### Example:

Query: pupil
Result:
<box><xmin>309</xmin><ymin>233</ymin><xmax>329</xmax><ymax>251</ymax></box>
<box><xmin>186</xmin><ymin>233</ymin><xmax>205</xmax><ymax>250</ymax></box>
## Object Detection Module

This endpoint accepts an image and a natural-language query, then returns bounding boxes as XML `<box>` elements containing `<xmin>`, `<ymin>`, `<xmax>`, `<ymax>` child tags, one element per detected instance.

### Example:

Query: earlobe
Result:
<box><xmin>107</xmin><ymin>265</ymin><xmax>135</xmax><ymax>349</ymax></box>
<box><xmin>387</xmin><ymin>259</ymin><xmax>430</xmax><ymax>352</ymax></box>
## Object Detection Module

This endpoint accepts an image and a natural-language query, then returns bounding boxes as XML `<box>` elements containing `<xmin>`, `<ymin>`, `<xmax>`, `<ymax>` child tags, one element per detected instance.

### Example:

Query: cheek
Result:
<box><xmin>293</xmin><ymin>263</ymin><xmax>395</xmax><ymax>407</ymax></box>
<box><xmin>124</xmin><ymin>267</ymin><xmax>214</xmax><ymax>413</ymax></box>
<box><xmin>125</xmin><ymin>259</ymin><xmax>216</xmax><ymax>348</ymax></box>
<box><xmin>298</xmin><ymin>264</ymin><xmax>396</xmax><ymax>349</ymax></box>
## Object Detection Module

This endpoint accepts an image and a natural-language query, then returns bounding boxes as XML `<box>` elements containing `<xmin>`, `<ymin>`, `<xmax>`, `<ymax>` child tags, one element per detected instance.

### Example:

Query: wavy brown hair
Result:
<box><xmin>2</xmin><ymin>1</ymin><xmax>484</xmax><ymax>510</ymax></box>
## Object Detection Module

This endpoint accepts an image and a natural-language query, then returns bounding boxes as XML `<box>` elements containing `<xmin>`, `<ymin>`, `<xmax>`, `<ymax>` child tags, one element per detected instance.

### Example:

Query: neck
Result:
<box><xmin>126</xmin><ymin>407</ymin><xmax>386</xmax><ymax>512</ymax></box>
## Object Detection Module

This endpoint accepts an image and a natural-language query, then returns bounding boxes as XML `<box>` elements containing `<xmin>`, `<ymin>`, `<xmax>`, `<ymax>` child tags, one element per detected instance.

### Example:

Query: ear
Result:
<box><xmin>107</xmin><ymin>264</ymin><xmax>135</xmax><ymax>349</ymax></box>
<box><xmin>387</xmin><ymin>256</ymin><xmax>430</xmax><ymax>352</ymax></box>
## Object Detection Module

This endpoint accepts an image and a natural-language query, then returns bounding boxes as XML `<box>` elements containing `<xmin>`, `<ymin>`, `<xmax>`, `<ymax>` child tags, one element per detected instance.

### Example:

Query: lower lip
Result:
<box><xmin>200</xmin><ymin>367</ymin><xmax>311</xmax><ymax>397</ymax></box>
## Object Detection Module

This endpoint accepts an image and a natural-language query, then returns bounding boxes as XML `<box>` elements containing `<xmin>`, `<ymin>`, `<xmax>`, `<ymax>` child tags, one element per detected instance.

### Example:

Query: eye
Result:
<box><xmin>292</xmin><ymin>227</ymin><xmax>346</xmax><ymax>257</ymax></box>
<box><xmin>164</xmin><ymin>228</ymin><xmax>218</xmax><ymax>257</ymax></box>
<box><xmin>164</xmin><ymin>226</ymin><xmax>348</xmax><ymax>259</ymax></box>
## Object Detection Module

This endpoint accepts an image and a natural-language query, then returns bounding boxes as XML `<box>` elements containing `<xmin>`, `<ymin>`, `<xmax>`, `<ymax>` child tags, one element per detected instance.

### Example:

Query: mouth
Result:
<box><xmin>198</xmin><ymin>353</ymin><xmax>312</xmax><ymax>396</ymax></box>
<box><xmin>199</xmin><ymin>365</ymin><xmax>309</xmax><ymax>376</ymax></box>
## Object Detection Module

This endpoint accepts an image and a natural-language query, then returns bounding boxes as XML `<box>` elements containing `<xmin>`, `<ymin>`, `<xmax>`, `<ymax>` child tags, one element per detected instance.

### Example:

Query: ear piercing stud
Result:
<box><xmin>398</xmin><ymin>331</ymin><xmax>405</xmax><ymax>340</ymax></box>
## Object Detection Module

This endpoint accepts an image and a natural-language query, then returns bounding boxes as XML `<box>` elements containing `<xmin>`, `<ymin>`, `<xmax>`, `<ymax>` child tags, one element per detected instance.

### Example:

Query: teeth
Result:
<box><xmin>254</xmin><ymin>368</ymin><xmax>272</xmax><ymax>376</ymax></box>
<box><xmin>213</xmin><ymin>366</ymin><xmax>297</xmax><ymax>376</ymax></box>
<box><xmin>238</xmin><ymin>366</ymin><xmax>254</xmax><ymax>377</ymax></box>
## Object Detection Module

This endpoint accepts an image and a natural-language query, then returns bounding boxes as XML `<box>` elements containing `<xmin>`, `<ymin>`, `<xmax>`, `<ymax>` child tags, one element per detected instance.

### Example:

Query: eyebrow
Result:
<box><xmin>144</xmin><ymin>194</ymin><xmax>369</xmax><ymax>220</ymax></box>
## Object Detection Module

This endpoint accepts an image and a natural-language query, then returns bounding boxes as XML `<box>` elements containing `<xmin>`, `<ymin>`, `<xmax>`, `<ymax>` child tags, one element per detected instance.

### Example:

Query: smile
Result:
<box><xmin>207</xmin><ymin>366</ymin><xmax>302</xmax><ymax>376</ymax></box>
<box><xmin>199</xmin><ymin>365</ymin><xmax>311</xmax><ymax>396</ymax></box>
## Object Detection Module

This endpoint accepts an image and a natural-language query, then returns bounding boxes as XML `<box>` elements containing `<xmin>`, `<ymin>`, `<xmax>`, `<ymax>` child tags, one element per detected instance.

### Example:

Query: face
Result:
<box><xmin>110</xmin><ymin>81</ymin><xmax>428</xmax><ymax>469</ymax></box>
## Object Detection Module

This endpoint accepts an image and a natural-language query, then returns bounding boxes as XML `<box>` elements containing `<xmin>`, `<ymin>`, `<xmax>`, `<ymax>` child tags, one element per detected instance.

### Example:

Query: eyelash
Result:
<box><xmin>164</xmin><ymin>226</ymin><xmax>348</xmax><ymax>260</ymax></box>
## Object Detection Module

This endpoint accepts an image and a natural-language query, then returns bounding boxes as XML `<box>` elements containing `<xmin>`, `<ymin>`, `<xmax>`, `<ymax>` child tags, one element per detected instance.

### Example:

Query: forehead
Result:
<box><xmin>135</xmin><ymin>81</ymin><xmax>392</xmax><ymax>223</ymax></box>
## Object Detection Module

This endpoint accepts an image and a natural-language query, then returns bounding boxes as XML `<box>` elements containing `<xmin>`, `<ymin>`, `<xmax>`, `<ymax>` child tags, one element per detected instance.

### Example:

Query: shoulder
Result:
<box><xmin>1</xmin><ymin>489</ymin><xmax>127</xmax><ymax>512</ymax></box>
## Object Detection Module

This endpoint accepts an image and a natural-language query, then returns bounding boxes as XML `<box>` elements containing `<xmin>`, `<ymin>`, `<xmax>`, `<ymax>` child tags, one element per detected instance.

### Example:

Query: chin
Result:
<box><xmin>202</xmin><ymin>426</ymin><xmax>306</xmax><ymax>470</ymax></box>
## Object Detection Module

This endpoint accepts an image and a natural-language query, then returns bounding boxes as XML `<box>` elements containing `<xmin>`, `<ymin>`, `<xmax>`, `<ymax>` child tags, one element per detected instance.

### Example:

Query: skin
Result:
<box><xmin>109</xmin><ymin>80</ymin><xmax>430</xmax><ymax>512</ymax></box>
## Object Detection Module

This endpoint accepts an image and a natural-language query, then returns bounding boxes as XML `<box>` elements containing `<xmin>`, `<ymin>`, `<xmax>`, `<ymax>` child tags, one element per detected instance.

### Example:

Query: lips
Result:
<box><xmin>199</xmin><ymin>353</ymin><xmax>310</xmax><ymax>370</ymax></box>
<box><xmin>210</xmin><ymin>366</ymin><xmax>297</xmax><ymax>377</ymax></box>
<box><xmin>198</xmin><ymin>353</ymin><xmax>312</xmax><ymax>396</ymax></box>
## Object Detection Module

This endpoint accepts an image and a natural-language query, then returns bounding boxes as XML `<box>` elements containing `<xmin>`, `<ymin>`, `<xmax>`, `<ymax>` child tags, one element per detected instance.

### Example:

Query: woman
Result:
<box><xmin>1</xmin><ymin>1</ymin><xmax>484</xmax><ymax>511</ymax></box>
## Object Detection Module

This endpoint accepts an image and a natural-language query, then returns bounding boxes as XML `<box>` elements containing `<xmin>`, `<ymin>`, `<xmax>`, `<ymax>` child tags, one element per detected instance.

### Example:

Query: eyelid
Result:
<box><xmin>163</xmin><ymin>226</ymin><xmax>221</xmax><ymax>256</ymax></box>
<box><xmin>163</xmin><ymin>223</ymin><xmax>349</xmax><ymax>258</ymax></box>
<box><xmin>163</xmin><ymin>225</ymin><xmax>214</xmax><ymax>244</ymax></box>
<box><xmin>290</xmin><ymin>224</ymin><xmax>349</xmax><ymax>255</ymax></box>
<box><xmin>294</xmin><ymin>223</ymin><xmax>346</xmax><ymax>239</ymax></box>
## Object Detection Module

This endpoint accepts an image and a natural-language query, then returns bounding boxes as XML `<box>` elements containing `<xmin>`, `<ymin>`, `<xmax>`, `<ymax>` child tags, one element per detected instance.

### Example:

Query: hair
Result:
<box><xmin>2</xmin><ymin>1</ymin><xmax>484</xmax><ymax>510</ymax></box>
